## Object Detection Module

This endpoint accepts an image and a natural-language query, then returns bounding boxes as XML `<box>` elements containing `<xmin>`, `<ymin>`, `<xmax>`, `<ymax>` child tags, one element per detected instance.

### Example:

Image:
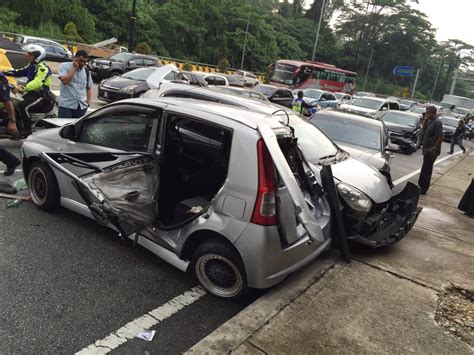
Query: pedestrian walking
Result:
<box><xmin>57</xmin><ymin>50</ymin><xmax>92</xmax><ymax>118</ymax></box>
<box><xmin>447</xmin><ymin>119</ymin><xmax>466</xmax><ymax>154</ymax></box>
<box><xmin>418</xmin><ymin>106</ymin><xmax>444</xmax><ymax>195</ymax></box>
<box><xmin>0</xmin><ymin>72</ymin><xmax>20</xmax><ymax>176</ymax></box>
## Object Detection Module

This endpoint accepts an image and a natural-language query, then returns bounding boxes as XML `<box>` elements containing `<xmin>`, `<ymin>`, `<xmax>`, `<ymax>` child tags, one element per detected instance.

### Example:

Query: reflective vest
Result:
<box><xmin>292</xmin><ymin>98</ymin><xmax>303</xmax><ymax>113</ymax></box>
<box><xmin>3</xmin><ymin>61</ymin><xmax>52</xmax><ymax>93</ymax></box>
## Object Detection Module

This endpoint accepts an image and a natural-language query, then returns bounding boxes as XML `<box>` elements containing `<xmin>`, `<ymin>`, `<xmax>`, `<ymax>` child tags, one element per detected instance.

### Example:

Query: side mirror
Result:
<box><xmin>321</xmin><ymin>98</ymin><xmax>326</xmax><ymax>101</ymax></box>
<box><xmin>272</xmin><ymin>94</ymin><xmax>280</xmax><ymax>99</ymax></box>
<box><xmin>128</xmin><ymin>60</ymin><xmax>136</xmax><ymax>66</ymax></box>
<box><xmin>59</xmin><ymin>124</ymin><xmax>76</xmax><ymax>141</ymax></box>
<box><xmin>381</xmin><ymin>107</ymin><xmax>388</xmax><ymax>111</ymax></box>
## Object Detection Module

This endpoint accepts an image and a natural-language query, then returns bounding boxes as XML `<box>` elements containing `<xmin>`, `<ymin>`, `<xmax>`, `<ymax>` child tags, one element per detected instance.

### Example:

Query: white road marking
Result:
<box><xmin>393</xmin><ymin>150</ymin><xmax>464</xmax><ymax>186</ymax></box>
<box><xmin>75</xmin><ymin>286</ymin><xmax>206</xmax><ymax>355</ymax></box>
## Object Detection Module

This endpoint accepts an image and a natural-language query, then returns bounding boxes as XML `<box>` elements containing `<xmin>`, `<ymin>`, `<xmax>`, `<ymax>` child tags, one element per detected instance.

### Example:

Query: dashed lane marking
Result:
<box><xmin>75</xmin><ymin>286</ymin><xmax>206</xmax><ymax>354</ymax></box>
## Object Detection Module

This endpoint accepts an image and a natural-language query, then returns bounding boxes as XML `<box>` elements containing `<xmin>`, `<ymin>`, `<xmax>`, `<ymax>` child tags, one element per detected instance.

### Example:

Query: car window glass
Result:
<box><xmin>80</xmin><ymin>109</ymin><xmax>155</xmax><ymax>151</ymax></box>
<box><xmin>312</xmin><ymin>116</ymin><xmax>382</xmax><ymax>150</ymax></box>
<box><xmin>389</xmin><ymin>102</ymin><xmax>399</xmax><ymax>110</ymax></box>
<box><xmin>164</xmin><ymin>71</ymin><xmax>177</xmax><ymax>80</ymax></box>
<box><xmin>143</xmin><ymin>59</ymin><xmax>156</xmax><ymax>66</ymax></box>
<box><xmin>215</xmin><ymin>77</ymin><xmax>226</xmax><ymax>85</ymax></box>
<box><xmin>174</xmin><ymin>118</ymin><xmax>226</xmax><ymax>146</ymax></box>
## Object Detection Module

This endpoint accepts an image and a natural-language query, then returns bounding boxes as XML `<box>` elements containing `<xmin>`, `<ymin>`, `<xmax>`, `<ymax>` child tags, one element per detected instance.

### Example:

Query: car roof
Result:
<box><xmin>312</xmin><ymin>110</ymin><xmax>384</xmax><ymax>128</ymax></box>
<box><xmin>118</xmin><ymin>97</ymin><xmax>288</xmax><ymax>130</ymax></box>
<box><xmin>257</xmin><ymin>84</ymin><xmax>290</xmax><ymax>91</ymax></box>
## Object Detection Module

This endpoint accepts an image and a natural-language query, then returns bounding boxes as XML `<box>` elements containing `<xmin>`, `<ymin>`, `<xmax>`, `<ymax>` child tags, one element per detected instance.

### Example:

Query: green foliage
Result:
<box><xmin>64</xmin><ymin>22</ymin><xmax>83</xmax><ymax>42</ymax></box>
<box><xmin>218</xmin><ymin>58</ymin><xmax>230</xmax><ymax>73</ymax></box>
<box><xmin>136</xmin><ymin>42</ymin><xmax>151</xmax><ymax>54</ymax></box>
<box><xmin>182</xmin><ymin>62</ymin><xmax>193</xmax><ymax>71</ymax></box>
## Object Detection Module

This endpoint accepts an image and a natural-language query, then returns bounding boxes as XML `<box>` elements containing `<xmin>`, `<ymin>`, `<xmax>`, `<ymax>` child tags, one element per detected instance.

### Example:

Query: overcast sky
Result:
<box><xmin>302</xmin><ymin>0</ymin><xmax>473</xmax><ymax>46</ymax></box>
<box><xmin>411</xmin><ymin>0</ymin><xmax>473</xmax><ymax>45</ymax></box>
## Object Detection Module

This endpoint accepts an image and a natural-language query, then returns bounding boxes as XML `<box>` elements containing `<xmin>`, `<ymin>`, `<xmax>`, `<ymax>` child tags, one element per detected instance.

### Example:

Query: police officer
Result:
<box><xmin>292</xmin><ymin>91</ymin><xmax>316</xmax><ymax>116</ymax></box>
<box><xmin>0</xmin><ymin>72</ymin><xmax>21</xmax><ymax>176</ymax></box>
<box><xmin>3</xmin><ymin>44</ymin><xmax>54</xmax><ymax>137</ymax></box>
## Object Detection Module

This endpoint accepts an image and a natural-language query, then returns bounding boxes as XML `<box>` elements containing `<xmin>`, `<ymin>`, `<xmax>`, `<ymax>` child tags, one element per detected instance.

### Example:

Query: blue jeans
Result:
<box><xmin>58</xmin><ymin>105</ymin><xmax>88</xmax><ymax>118</ymax></box>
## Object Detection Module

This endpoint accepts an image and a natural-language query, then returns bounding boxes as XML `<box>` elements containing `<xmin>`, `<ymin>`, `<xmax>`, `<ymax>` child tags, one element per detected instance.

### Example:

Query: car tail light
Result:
<box><xmin>251</xmin><ymin>139</ymin><xmax>277</xmax><ymax>226</ymax></box>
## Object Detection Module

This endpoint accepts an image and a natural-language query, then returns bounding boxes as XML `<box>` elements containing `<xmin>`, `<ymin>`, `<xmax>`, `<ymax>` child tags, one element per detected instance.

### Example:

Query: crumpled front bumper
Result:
<box><xmin>346</xmin><ymin>182</ymin><xmax>422</xmax><ymax>248</ymax></box>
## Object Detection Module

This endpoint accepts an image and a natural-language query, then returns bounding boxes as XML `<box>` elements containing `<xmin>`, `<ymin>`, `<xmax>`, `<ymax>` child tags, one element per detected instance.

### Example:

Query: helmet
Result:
<box><xmin>22</xmin><ymin>44</ymin><xmax>46</xmax><ymax>63</ymax></box>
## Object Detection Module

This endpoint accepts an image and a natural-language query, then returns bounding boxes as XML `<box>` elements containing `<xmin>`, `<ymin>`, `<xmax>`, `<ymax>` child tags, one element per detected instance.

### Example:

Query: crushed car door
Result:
<box><xmin>41</xmin><ymin>152</ymin><xmax>159</xmax><ymax>237</ymax></box>
<box><xmin>257</xmin><ymin>123</ymin><xmax>325</xmax><ymax>244</ymax></box>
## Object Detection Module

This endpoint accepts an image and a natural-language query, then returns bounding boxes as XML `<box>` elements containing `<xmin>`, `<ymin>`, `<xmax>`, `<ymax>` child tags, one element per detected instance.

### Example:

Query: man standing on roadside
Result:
<box><xmin>58</xmin><ymin>50</ymin><xmax>92</xmax><ymax>118</ymax></box>
<box><xmin>418</xmin><ymin>106</ymin><xmax>444</xmax><ymax>195</ymax></box>
<box><xmin>0</xmin><ymin>72</ymin><xmax>20</xmax><ymax>176</ymax></box>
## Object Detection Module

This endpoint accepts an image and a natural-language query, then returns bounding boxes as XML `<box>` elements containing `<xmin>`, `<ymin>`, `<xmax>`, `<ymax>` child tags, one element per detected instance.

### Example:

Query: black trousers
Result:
<box><xmin>18</xmin><ymin>91</ymin><xmax>53</xmax><ymax>132</ymax></box>
<box><xmin>418</xmin><ymin>154</ymin><xmax>436</xmax><ymax>193</ymax></box>
<box><xmin>458</xmin><ymin>179</ymin><xmax>474</xmax><ymax>215</ymax></box>
<box><xmin>0</xmin><ymin>144</ymin><xmax>19</xmax><ymax>167</ymax></box>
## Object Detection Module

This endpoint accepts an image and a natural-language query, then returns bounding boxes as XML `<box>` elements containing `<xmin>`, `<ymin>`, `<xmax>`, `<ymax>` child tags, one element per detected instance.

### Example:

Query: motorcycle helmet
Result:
<box><xmin>22</xmin><ymin>44</ymin><xmax>46</xmax><ymax>63</ymax></box>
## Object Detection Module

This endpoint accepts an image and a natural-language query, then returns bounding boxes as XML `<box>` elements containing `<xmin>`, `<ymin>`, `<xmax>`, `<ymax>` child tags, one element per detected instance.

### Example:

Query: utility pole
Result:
<box><xmin>450</xmin><ymin>70</ymin><xmax>458</xmax><ymax>95</ymax></box>
<box><xmin>362</xmin><ymin>44</ymin><xmax>375</xmax><ymax>91</ymax></box>
<box><xmin>410</xmin><ymin>69</ymin><xmax>420</xmax><ymax>99</ymax></box>
<box><xmin>311</xmin><ymin>0</ymin><xmax>326</xmax><ymax>61</ymax></box>
<box><xmin>128</xmin><ymin>0</ymin><xmax>137</xmax><ymax>52</ymax></box>
<box><xmin>240</xmin><ymin>12</ymin><xmax>250</xmax><ymax>70</ymax></box>
<box><xmin>430</xmin><ymin>58</ymin><xmax>443</xmax><ymax>101</ymax></box>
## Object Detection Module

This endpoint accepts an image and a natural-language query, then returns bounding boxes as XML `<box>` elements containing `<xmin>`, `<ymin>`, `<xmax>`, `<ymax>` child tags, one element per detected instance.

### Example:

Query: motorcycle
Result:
<box><xmin>0</xmin><ymin>83</ymin><xmax>57</xmax><ymax>138</ymax></box>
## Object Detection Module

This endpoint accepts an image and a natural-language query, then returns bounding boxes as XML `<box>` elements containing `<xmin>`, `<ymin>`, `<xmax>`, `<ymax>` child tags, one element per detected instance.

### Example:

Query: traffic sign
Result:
<box><xmin>393</xmin><ymin>66</ymin><xmax>416</xmax><ymax>77</ymax></box>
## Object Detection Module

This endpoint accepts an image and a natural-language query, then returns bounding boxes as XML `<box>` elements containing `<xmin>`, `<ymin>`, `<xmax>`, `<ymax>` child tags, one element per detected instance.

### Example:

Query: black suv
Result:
<box><xmin>89</xmin><ymin>52</ymin><xmax>160</xmax><ymax>82</ymax></box>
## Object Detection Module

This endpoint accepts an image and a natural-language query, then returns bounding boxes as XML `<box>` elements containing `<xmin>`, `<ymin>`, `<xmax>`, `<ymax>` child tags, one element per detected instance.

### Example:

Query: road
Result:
<box><xmin>1</xmin><ymin>80</ymin><xmax>473</xmax><ymax>353</ymax></box>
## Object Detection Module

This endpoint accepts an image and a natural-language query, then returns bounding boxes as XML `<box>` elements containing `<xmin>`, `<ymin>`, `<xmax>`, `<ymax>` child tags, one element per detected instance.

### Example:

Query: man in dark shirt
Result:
<box><xmin>418</xmin><ymin>106</ymin><xmax>444</xmax><ymax>194</ymax></box>
<box><xmin>447</xmin><ymin>119</ymin><xmax>466</xmax><ymax>154</ymax></box>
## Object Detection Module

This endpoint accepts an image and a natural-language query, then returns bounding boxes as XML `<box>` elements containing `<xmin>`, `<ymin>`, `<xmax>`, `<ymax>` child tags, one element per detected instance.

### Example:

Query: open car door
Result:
<box><xmin>40</xmin><ymin>152</ymin><xmax>159</xmax><ymax>237</ymax></box>
<box><xmin>257</xmin><ymin>124</ymin><xmax>326</xmax><ymax>244</ymax></box>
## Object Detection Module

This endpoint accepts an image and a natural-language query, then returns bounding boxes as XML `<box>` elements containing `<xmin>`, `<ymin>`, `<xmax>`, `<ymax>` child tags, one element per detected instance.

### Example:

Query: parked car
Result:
<box><xmin>352</xmin><ymin>91</ymin><xmax>376</xmax><ymax>100</ymax></box>
<box><xmin>98</xmin><ymin>65</ymin><xmax>188</xmax><ymax>102</ymax></box>
<box><xmin>253</xmin><ymin>84</ymin><xmax>293</xmax><ymax>108</ymax></box>
<box><xmin>208</xmin><ymin>86</ymin><xmax>269</xmax><ymax>102</ymax></box>
<box><xmin>221</xmin><ymin>74</ymin><xmax>245</xmax><ymax>87</ymax></box>
<box><xmin>140</xmin><ymin>86</ymin><xmax>422</xmax><ymax>248</ymax></box>
<box><xmin>334</xmin><ymin>92</ymin><xmax>352</xmax><ymax>105</ymax></box>
<box><xmin>89</xmin><ymin>52</ymin><xmax>160</xmax><ymax>82</ymax></box>
<box><xmin>310</xmin><ymin>110</ymin><xmax>393</xmax><ymax>185</ymax></box>
<box><xmin>378</xmin><ymin>111</ymin><xmax>420</xmax><ymax>155</ymax></box>
<box><xmin>36</xmin><ymin>43</ymin><xmax>72</xmax><ymax>62</ymax></box>
<box><xmin>398</xmin><ymin>99</ymin><xmax>417</xmax><ymax>111</ymax></box>
<box><xmin>13</xmin><ymin>34</ymin><xmax>72</xmax><ymax>57</ymax></box>
<box><xmin>192</xmin><ymin>72</ymin><xmax>229</xmax><ymax>86</ymax></box>
<box><xmin>22</xmin><ymin>97</ymin><xmax>336</xmax><ymax>299</ymax></box>
<box><xmin>440</xmin><ymin>115</ymin><xmax>460</xmax><ymax>142</ymax></box>
<box><xmin>182</xmin><ymin>71</ymin><xmax>208</xmax><ymax>87</ymax></box>
<box><xmin>234</xmin><ymin>70</ymin><xmax>259</xmax><ymax>87</ymax></box>
<box><xmin>408</xmin><ymin>105</ymin><xmax>427</xmax><ymax>115</ymax></box>
<box><xmin>292</xmin><ymin>89</ymin><xmax>339</xmax><ymax>109</ymax></box>
<box><xmin>339</xmin><ymin>97</ymin><xmax>400</xmax><ymax>118</ymax></box>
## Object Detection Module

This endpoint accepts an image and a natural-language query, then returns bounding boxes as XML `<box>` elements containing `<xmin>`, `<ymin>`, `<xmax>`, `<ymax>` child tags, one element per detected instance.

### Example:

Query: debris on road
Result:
<box><xmin>435</xmin><ymin>285</ymin><xmax>474</xmax><ymax>346</ymax></box>
<box><xmin>135</xmin><ymin>330</ymin><xmax>156</xmax><ymax>342</ymax></box>
<box><xmin>3</xmin><ymin>179</ymin><xmax>30</xmax><ymax>208</ymax></box>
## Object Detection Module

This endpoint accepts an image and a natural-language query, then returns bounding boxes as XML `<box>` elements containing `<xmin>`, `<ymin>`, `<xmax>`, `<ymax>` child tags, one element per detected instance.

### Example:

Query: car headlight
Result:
<box><xmin>119</xmin><ymin>84</ymin><xmax>138</xmax><ymax>92</ymax></box>
<box><xmin>337</xmin><ymin>182</ymin><xmax>372</xmax><ymax>214</ymax></box>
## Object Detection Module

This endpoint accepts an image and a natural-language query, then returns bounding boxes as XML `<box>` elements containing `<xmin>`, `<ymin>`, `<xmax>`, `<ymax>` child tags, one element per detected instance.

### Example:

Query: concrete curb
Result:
<box><xmin>186</xmin><ymin>253</ymin><xmax>344</xmax><ymax>354</ymax></box>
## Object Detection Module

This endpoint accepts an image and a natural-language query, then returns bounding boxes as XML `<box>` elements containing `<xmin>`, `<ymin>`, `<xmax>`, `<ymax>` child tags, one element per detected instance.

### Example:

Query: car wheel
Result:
<box><xmin>191</xmin><ymin>239</ymin><xmax>247</xmax><ymax>299</ymax></box>
<box><xmin>110</xmin><ymin>70</ymin><xmax>122</xmax><ymax>77</ymax></box>
<box><xmin>28</xmin><ymin>161</ymin><xmax>60</xmax><ymax>211</ymax></box>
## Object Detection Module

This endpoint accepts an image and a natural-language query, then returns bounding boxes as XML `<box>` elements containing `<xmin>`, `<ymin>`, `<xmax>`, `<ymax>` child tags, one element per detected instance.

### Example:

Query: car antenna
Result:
<box><xmin>272</xmin><ymin>109</ymin><xmax>290</xmax><ymax>126</ymax></box>
<box><xmin>272</xmin><ymin>109</ymin><xmax>295</xmax><ymax>136</ymax></box>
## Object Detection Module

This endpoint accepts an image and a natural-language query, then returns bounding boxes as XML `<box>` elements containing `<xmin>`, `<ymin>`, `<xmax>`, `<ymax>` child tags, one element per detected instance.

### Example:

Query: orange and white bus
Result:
<box><xmin>269</xmin><ymin>59</ymin><xmax>357</xmax><ymax>94</ymax></box>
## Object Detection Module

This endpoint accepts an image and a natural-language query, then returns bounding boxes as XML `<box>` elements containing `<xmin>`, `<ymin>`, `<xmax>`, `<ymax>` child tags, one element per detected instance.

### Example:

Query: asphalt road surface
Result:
<box><xmin>1</xmin><ymin>80</ymin><xmax>473</xmax><ymax>353</ymax></box>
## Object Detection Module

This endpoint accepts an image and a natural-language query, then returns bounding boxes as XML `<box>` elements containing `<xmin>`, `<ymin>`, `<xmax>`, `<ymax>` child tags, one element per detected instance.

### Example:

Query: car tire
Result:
<box><xmin>191</xmin><ymin>239</ymin><xmax>247</xmax><ymax>299</ymax></box>
<box><xmin>28</xmin><ymin>161</ymin><xmax>60</xmax><ymax>211</ymax></box>
<box><xmin>110</xmin><ymin>70</ymin><xmax>122</xmax><ymax>77</ymax></box>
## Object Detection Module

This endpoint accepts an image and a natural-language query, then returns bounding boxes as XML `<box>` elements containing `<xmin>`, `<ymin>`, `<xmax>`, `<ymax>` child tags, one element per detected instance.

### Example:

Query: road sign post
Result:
<box><xmin>411</xmin><ymin>69</ymin><xmax>420</xmax><ymax>99</ymax></box>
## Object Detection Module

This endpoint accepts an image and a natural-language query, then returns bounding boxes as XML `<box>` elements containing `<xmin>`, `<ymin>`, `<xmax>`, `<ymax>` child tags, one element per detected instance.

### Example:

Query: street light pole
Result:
<box><xmin>128</xmin><ymin>0</ymin><xmax>137</xmax><ymax>52</ymax></box>
<box><xmin>311</xmin><ymin>0</ymin><xmax>326</xmax><ymax>61</ymax></box>
<box><xmin>430</xmin><ymin>58</ymin><xmax>443</xmax><ymax>101</ymax></box>
<box><xmin>240</xmin><ymin>13</ymin><xmax>250</xmax><ymax>70</ymax></box>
